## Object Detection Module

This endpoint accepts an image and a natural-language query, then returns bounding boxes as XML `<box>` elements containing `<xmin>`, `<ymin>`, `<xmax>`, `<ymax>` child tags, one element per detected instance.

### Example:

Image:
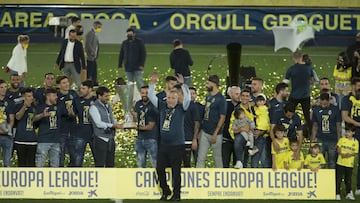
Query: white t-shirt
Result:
<box><xmin>7</xmin><ymin>43</ymin><xmax>27</xmax><ymax>75</ymax></box>
<box><xmin>64</xmin><ymin>40</ymin><xmax>75</xmax><ymax>62</ymax></box>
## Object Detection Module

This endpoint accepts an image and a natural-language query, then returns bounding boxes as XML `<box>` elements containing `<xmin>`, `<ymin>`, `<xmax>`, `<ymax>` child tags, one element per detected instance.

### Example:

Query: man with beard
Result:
<box><xmin>71</xmin><ymin>80</ymin><xmax>97</xmax><ymax>167</ymax></box>
<box><xmin>250</xmin><ymin>77</ymin><xmax>265</xmax><ymax>103</ymax></box>
<box><xmin>196</xmin><ymin>75</ymin><xmax>227</xmax><ymax>168</ymax></box>
<box><xmin>269</xmin><ymin>83</ymin><xmax>289</xmax><ymax>139</ymax></box>
<box><xmin>312</xmin><ymin>77</ymin><xmax>339</xmax><ymax>107</ymax></box>
<box><xmin>222</xmin><ymin>86</ymin><xmax>241</xmax><ymax>168</ymax></box>
<box><xmin>341</xmin><ymin>77</ymin><xmax>360</xmax><ymax>195</ymax></box>
<box><xmin>133</xmin><ymin>85</ymin><xmax>159</xmax><ymax>168</ymax></box>
<box><xmin>34</xmin><ymin>73</ymin><xmax>55</xmax><ymax>105</ymax></box>
<box><xmin>6</xmin><ymin>74</ymin><xmax>23</xmax><ymax>136</ymax></box>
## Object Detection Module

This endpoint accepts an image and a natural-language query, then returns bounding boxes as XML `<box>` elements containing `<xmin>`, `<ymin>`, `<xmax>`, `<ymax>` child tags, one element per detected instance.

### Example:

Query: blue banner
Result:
<box><xmin>0</xmin><ymin>7</ymin><xmax>359</xmax><ymax>35</ymax></box>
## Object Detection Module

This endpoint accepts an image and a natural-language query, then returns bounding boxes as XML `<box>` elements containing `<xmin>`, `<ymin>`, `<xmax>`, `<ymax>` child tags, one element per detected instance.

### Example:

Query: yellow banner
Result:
<box><xmin>0</xmin><ymin>168</ymin><xmax>335</xmax><ymax>199</ymax></box>
<box><xmin>1</xmin><ymin>0</ymin><xmax>360</xmax><ymax>8</ymax></box>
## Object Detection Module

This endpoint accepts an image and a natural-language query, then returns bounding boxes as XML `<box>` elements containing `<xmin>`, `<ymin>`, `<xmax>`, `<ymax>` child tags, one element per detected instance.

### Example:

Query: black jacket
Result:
<box><xmin>56</xmin><ymin>39</ymin><xmax>85</xmax><ymax>73</ymax></box>
<box><xmin>118</xmin><ymin>37</ymin><xmax>146</xmax><ymax>72</ymax></box>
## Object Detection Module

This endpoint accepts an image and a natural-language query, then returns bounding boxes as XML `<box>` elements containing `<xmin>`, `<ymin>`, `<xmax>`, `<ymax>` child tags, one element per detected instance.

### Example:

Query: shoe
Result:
<box><xmin>355</xmin><ymin>189</ymin><xmax>360</xmax><ymax>195</ymax></box>
<box><xmin>346</xmin><ymin>191</ymin><xmax>355</xmax><ymax>200</ymax></box>
<box><xmin>160</xmin><ymin>190</ymin><xmax>171</xmax><ymax>201</ymax></box>
<box><xmin>168</xmin><ymin>195</ymin><xmax>180</xmax><ymax>201</ymax></box>
<box><xmin>234</xmin><ymin>161</ymin><xmax>243</xmax><ymax>169</ymax></box>
<box><xmin>335</xmin><ymin>194</ymin><xmax>341</xmax><ymax>200</ymax></box>
<box><xmin>248</xmin><ymin>148</ymin><xmax>259</xmax><ymax>156</ymax></box>
<box><xmin>246</xmin><ymin>141</ymin><xmax>251</xmax><ymax>147</ymax></box>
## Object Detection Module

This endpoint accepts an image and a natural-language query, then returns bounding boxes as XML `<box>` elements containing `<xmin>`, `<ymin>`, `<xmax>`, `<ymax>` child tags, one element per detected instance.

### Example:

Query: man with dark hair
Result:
<box><xmin>197</xmin><ymin>75</ymin><xmax>227</xmax><ymax>168</ymax></box>
<box><xmin>284</xmin><ymin>51</ymin><xmax>313</xmax><ymax>137</ymax></box>
<box><xmin>180</xmin><ymin>85</ymin><xmax>201</xmax><ymax>168</ymax></box>
<box><xmin>118</xmin><ymin>28</ymin><xmax>146</xmax><ymax>89</ymax></box>
<box><xmin>170</xmin><ymin>39</ymin><xmax>193</xmax><ymax>86</ymax></box>
<box><xmin>156</xmin><ymin>75</ymin><xmax>178</xmax><ymax>101</ymax></box>
<box><xmin>13</xmin><ymin>87</ymin><xmax>37</xmax><ymax>166</ymax></box>
<box><xmin>148</xmin><ymin>72</ymin><xmax>190</xmax><ymax>201</ymax></box>
<box><xmin>55</xmin><ymin>75</ymin><xmax>79</xmax><ymax>167</ymax></box>
<box><xmin>0</xmin><ymin>79</ymin><xmax>13</xmax><ymax>167</ymax></box>
<box><xmin>34</xmin><ymin>72</ymin><xmax>55</xmax><ymax>105</ymax></box>
<box><xmin>55</xmin><ymin>29</ymin><xmax>86</xmax><ymax>89</ymax></box>
<box><xmin>312</xmin><ymin>77</ymin><xmax>339</xmax><ymax>106</ymax></box>
<box><xmin>85</xmin><ymin>21</ymin><xmax>102</xmax><ymax>86</ymax></box>
<box><xmin>312</xmin><ymin>92</ymin><xmax>341</xmax><ymax>169</ymax></box>
<box><xmin>341</xmin><ymin>76</ymin><xmax>360</xmax><ymax>195</ymax></box>
<box><xmin>133</xmin><ymin>85</ymin><xmax>159</xmax><ymax>168</ymax></box>
<box><xmin>269</xmin><ymin>82</ymin><xmax>289</xmax><ymax>126</ymax></box>
<box><xmin>34</xmin><ymin>88</ymin><xmax>63</xmax><ymax>167</ymax></box>
<box><xmin>271</xmin><ymin>102</ymin><xmax>303</xmax><ymax>145</ymax></box>
<box><xmin>6</xmin><ymin>73</ymin><xmax>23</xmax><ymax>134</ymax></box>
<box><xmin>65</xmin><ymin>16</ymin><xmax>81</xmax><ymax>39</ymax></box>
<box><xmin>72</xmin><ymin>80</ymin><xmax>97</xmax><ymax>167</ymax></box>
<box><xmin>89</xmin><ymin>86</ymin><xmax>123</xmax><ymax>167</ymax></box>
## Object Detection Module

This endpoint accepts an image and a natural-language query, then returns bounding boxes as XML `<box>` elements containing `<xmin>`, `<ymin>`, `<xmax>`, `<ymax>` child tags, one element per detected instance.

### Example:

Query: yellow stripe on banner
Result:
<box><xmin>1</xmin><ymin>0</ymin><xmax>360</xmax><ymax>8</ymax></box>
<box><xmin>0</xmin><ymin>168</ymin><xmax>335</xmax><ymax>199</ymax></box>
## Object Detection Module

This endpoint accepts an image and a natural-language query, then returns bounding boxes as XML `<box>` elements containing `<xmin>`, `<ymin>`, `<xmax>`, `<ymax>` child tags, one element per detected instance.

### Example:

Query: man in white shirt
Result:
<box><xmin>55</xmin><ymin>29</ymin><xmax>85</xmax><ymax>89</ymax></box>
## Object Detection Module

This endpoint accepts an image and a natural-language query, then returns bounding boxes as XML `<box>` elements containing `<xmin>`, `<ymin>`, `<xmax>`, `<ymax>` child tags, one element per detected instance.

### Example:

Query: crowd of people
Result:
<box><xmin>2</xmin><ymin>16</ymin><xmax>360</xmax><ymax>200</ymax></box>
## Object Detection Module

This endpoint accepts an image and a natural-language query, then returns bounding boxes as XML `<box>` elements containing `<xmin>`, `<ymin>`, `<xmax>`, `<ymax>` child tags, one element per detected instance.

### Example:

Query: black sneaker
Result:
<box><xmin>168</xmin><ymin>195</ymin><xmax>180</xmax><ymax>201</ymax></box>
<box><xmin>160</xmin><ymin>191</ymin><xmax>171</xmax><ymax>201</ymax></box>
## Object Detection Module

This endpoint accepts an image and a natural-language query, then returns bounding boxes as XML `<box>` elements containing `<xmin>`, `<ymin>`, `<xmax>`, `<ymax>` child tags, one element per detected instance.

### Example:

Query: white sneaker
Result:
<box><xmin>248</xmin><ymin>148</ymin><xmax>259</xmax><ymax>156</ymax></box>
<box><xmin>246</xmin><ymin>141</ymin><xmax>251</xmax><ymax>147</ymax></box>
<box><xmin>355</xmin><ymin>189</ymin><xmax>360</xmax><ymax>195</ymax></box>
<box><xmin>234</xmin><ymin>161</ymin><xmax>243</xmax><ymax>169</ymax></box>
<box><xmin>335</xmin><ymin>194</ymin><xmax>341</xmax><ymax>200</ymax></box>
<box><xmin>346</xmin><ymin>191</ymin><xmax>355</xmax><ymax>200</ymax></box>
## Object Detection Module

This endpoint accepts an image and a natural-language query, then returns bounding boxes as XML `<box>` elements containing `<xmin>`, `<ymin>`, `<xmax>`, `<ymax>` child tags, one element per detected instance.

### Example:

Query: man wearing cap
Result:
<box><xmin>196</xmin><ymin>75</ymin><xmax>227</xmax><ymax>168</ymax></box>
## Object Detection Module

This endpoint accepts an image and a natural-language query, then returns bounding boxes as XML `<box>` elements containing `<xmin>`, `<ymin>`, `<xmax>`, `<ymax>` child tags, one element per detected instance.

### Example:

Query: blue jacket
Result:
<box><xmin>56</xmin><ymin>39</ymin><xmax>86</xmax><ymax>73</ymax></box>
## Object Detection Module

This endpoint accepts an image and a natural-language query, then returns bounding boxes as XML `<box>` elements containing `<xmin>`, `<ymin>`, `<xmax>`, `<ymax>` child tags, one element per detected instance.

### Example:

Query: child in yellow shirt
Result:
<box><xmin>271</xmin><ymin>124</ymin><xmax>290</xmax><ymax>170</ymax></box>
<box><xmin>284</xmin><ymin>139</ymin><xmax>304</xmax><ymax>171</ymax></box>
<box><xmin>335</xmin><ymin>123</ymin><xmax>359</xmax><ymax>200</ymax></box>
<box><xmin>304</xmin><ymin>143</ymin><xmax>326</xmax><ymax>172</ymax></box>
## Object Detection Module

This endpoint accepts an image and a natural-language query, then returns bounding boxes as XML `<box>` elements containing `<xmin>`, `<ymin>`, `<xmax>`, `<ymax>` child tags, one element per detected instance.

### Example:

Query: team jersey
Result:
<box><xmin>134</xmin><ymin>100</ymin><xmax>159</xmax><ymax>140</ymax></box>
<box><xmin>202</xmin><ymin>92</ymin><xmax>227</xmax><ymax>135</ymax></box>
<box><xmin>285</xmin><ymin>151</ymin><xmax>304</xmax><ymax>170</ymax></box>
<box><xmin>36</xmin><ymin>103</ymin><xmax>65</xmax><ymax>143</ymax></box>
<box><xmin>184</xmin><ymin>101</ymin><xmax>200</xmax><ymax>142</ymax></box>
<box><xmin>336</xmin><ymin>137</ymin><xmax>359</xmax><ymax>168</ymax></box>
<box><xmin>72</xmin><ymin>96</ymin><xmax>96</xmax><ymax>140</ymax></box>
<box><xmin>312</xmin><ymin>104</ymin><xmax>341</xmax><ymax>142</ymax></box>
<box><xmin>269</xmin><ymin>98</ymin><xmax>287</xmax><ymax>124</ymax></box>
<box><xmin>304</xmin><ymin>153</ymin><xmax>326</xmax><ymax>169</ymax></box>
<box><xmin>57</xmin><ymin>90</ymin><xmax>78</xmax><ymax>134</ymax></box>
<box><xmin>276</xmin><ymin>113</ymin><xmax>302</xmax><ymax>140</ymax></box>
<box><xmin>13</xmin><ymin>102</ymin><xmax>37</xmax><ymax>143</ymax></box>
<box><xmin>271</xmin><ymin>137</ymin><xmax>290</xmax><ymax>169</ymax></box>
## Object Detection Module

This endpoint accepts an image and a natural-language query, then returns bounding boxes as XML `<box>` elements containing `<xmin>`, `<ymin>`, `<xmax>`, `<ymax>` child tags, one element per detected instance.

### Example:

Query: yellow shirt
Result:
<box><xmin>271</xmin><ymin>138</ymin><xmax>290</xmax><ymax>169</ymax></box>
<box><xmin>254</xmin><ymin>105</ymin><xmax>270</xmax><ymax>131</ymax></box>
<box><xmin>286</xmin><ymin>151</ymin><xmax>304</xmax><ymax>169</ymax></box>
<box><xmin>304</xmin><ymin>153</ymin><xmax>326</xmax><ymax>169</ymax></box>
<box><xmin>333</xmin><ymin>65</ymin><xmax>351</xmax><ymax>83</ymax></box>
<box><xmin>336</xmin><ymin>137</ymin><xmax>359</xmax><ymax>168</ymax></box>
